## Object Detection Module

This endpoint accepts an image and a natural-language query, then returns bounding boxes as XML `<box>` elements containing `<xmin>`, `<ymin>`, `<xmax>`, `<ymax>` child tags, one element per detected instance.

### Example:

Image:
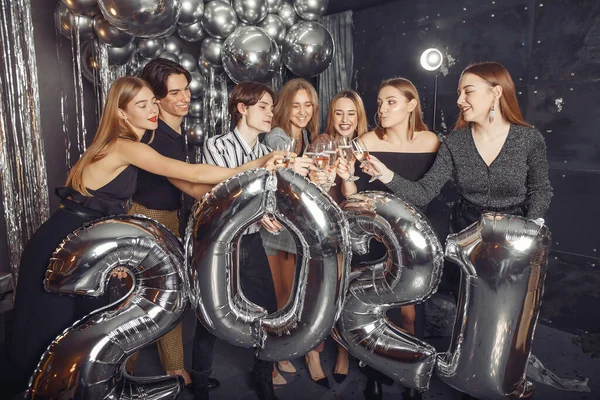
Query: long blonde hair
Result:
<box><xmin>272</xmin><ymin>78</ymin><xmax>319</xmax><ymax>142</ymax></box>
<box><xmin>455</xmin><ymin>61</ymin><xmax>530</xmax><ymax>129</ymax></box>
<box><xmin>66</xmin><ymin>76</ymin><xmax>149</xmax><ymax>196</ymax></box>
<box><xmin>375</xmin><ymin>78</ymin><xmax>427</xmax><ymax>140</ymax></box>
<box><xmin>325</xmin><ymin>90</ymin><xmax>368</xmax><ymax>140</ymax></box>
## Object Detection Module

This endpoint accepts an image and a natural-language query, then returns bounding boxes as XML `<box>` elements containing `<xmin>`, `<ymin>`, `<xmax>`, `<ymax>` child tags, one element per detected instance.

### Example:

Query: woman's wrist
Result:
<box><xmin>379</xmin><ymin>169</ymin><xmax>394</xmax><ymax>184</ymax></box>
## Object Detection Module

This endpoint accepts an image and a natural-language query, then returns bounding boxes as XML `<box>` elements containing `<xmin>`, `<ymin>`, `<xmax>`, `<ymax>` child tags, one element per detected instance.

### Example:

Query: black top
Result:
<box><xmin>56</xmin><ymin>164</ymin><xmax>138</xmax><ymax>216</ymax></box>
<box><xmin>132</xmin><ymin>119</ymin><xmax>186</xmax><ymax>210</ymax></box>
<box><xmin>386</xmin><ymin>125</ymin><xmax>553</xmax><ymax>219</ymax></box>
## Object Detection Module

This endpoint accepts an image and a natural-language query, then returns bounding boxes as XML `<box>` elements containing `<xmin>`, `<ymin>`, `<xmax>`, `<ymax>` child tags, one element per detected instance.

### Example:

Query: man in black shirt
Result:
<box><xmin>131</xmin><ymin>59</ymin><xmax>215</xmax><ymax>390</ymax></box>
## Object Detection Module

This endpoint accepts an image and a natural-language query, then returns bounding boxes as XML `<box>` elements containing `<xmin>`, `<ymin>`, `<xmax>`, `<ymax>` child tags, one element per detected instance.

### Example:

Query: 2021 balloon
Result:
<box><xmin>436</xmin><ymin>214</ymin><xmax>550</xmax><ymax>399</ymax></box>
<box><xmin>282</xmin><ymin>21</ymin><xmax>334</xmax><ymax>77</ymax></box>
<box><xmin>221</xmin><ymin>26</ymin><xmax>281</xmax><ymax>83</ymax></box>
<box><xmin>98</xmin><ymin>0</ymin><xmax>182</xmax><ymax>38</ymax></box>
<box><xmin>27</xmin><ymin>216</ymin><xmax>188</xmax><ymax>399</ymax></box>
<box><xmin>186</xmin><ymin>168</ymin><xmax>350</xmax><ymax>361</ymax></box>
<box><xmin>334</xmin><ymin>191</ymin><xmax>444</xmax><ymax>391</ymax></box>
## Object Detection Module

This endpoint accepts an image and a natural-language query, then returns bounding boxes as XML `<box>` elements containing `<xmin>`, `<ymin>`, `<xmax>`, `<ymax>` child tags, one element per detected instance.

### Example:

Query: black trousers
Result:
<box><xmin>192</xmin><ymin>232</ymin><xmax>278</xmax><ymax>380</ymax></box>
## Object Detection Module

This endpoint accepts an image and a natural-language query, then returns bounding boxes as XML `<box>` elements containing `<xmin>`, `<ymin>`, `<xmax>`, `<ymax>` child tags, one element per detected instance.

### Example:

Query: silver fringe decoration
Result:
<box><xmin>0</xmin><ymin>0</ymin><xmax>50</xmax><ymax>287</ymax></box>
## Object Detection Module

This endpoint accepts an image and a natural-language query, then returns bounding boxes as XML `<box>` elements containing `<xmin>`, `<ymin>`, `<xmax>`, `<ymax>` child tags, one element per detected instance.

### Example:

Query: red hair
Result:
<box><xmin>455</xmin><ymin>62</ymin><xmax>531</xmax><ymax>129</ymax></box>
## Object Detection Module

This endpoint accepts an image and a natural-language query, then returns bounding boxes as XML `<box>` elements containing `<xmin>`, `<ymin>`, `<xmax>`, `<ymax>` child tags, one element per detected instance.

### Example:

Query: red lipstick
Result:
<box><xmin>148</xmin><ymin>116</ymin><xmax>157</xmax><ymax>123</ymax></box>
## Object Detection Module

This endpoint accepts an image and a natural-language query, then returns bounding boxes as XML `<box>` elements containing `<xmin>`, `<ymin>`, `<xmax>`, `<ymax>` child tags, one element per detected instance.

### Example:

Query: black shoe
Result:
<box><xmin>312</xmin><ymin>376</ymin><xmax>330</xmax><ymax>388</ymax></box>
<box><xmin>332</xmin><ymin>370</ymin><xmax>347</xmax><ymax>384</ymax></box>
<box><xmin>402</xmin><ymin>388</ymin><xmax>422</xmax><ymax>400</ymax></box>
<box><xmin>250</xmin><ymin>371</ymin><xmax>279</xmax><ymax>400</ymax></box>
<box><xmin>363</xmin><ymin>378</ymin><xmax>383</xmax><ymax>400</ymax></box>
<box><xmin>207</xmin><ymin>377</ymin><xmax>220</xmax><ymax>389</ymax></box>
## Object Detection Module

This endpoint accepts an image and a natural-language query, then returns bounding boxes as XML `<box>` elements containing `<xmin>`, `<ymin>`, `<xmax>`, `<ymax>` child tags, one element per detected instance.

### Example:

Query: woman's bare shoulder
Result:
<box><xmin>415</xmin><ymin>130</ymin><xmax>440</xmax><ymax>151</ymax></box>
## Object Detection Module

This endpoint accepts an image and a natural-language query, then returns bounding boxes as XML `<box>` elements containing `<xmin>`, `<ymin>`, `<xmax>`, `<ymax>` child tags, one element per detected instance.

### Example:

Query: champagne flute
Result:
<box><xmin>313</xmin><ymin>143</ymin><xmax>330</xmax><ymax>188</ymax></box>
<box><xmin>337</xmin><ymin>136</ymin><xmax>359</xmax><ymax>182</ymax></box>
<box><xmin>324</xmin><ymin>140</ymin><xmax>337</xmax><ymax>187</ymax></box>
<box><xmin>274</xmin><ymin>142</ymin><xmax>291</xmax><ymax>168</ymax></box>
<box><xmin>351</xmin><ymin>138</ymin><xmax>381</xmax><ymax>183</ymax></box>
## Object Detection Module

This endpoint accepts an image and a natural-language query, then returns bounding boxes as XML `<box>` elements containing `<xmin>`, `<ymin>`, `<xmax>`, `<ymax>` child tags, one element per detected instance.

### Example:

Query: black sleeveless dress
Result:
<box><xmin>1</xmin><ymin>165</ymin><xmax>137</xmax><ymax>394</ymax></box>
<box><xmin>354</xmin><ymin>152</ymin><xmax>436</xmax><ymax>386</ymax></box>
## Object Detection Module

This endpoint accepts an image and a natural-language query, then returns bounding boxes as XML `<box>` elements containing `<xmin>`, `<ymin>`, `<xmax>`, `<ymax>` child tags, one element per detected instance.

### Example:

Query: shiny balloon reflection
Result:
<box><xmin>282</xmin><ymin>21</ymin><xmax>334</xmax><ymax>77</ymax></box>
<box><xmin>98</xmin><ymin>0</ymin><xmax>182</xmax><ymax>38</ymax></box>
<box><xmin>187</xmin><ymin>169</ymin><xmax>350</xmax><ymax>361</ymax></box>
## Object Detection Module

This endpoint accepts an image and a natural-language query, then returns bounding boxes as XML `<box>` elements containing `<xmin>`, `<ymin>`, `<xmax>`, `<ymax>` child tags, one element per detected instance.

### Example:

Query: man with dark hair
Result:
<box><xmin>131</xmin><ymin>58</ymin><xmax>217</xmax><ymax>390</ymax></box>
<box><xmin>196</xmin><ymin>82</ymin><xmax>311</xmax><ymax>400</ymax></box>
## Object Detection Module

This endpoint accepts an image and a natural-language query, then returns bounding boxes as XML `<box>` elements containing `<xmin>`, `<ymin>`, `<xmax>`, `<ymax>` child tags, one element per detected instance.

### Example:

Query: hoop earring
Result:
<box><xmin>489</xmin><ymin>103</ymin><xmax>495</xmax><ymax>124</ymax></box>
<box><xmin>374</xmin><ymin>111</ymin><xmax>383</xmax><ymax>129</ymax></box>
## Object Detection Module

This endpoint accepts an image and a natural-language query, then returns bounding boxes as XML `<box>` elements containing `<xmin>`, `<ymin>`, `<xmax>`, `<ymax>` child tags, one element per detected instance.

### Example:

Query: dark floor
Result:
<box><xmin>131</xmin><ymin>310</ymin><xmax>598</xmax><ymax>400</ymax></box>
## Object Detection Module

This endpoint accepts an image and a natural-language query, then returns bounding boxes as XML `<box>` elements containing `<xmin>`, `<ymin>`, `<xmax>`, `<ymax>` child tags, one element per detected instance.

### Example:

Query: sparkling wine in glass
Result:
<box><xmin>351</xmin><ymin>138</ymin><xmax>380</xmax><ymax>183</ymax></box>
<box><xmin>337</xmin><ymin>136</ymin><xmax>358</xmax><ymax>181</ymax></box>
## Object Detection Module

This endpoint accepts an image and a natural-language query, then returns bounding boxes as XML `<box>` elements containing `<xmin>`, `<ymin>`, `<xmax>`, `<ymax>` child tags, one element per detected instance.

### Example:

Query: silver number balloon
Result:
<box><xmin>164</xmin><ymin>35</ymin><xmax>184</xmax><ymax>56</ymax></box>
<box><xmin>334</xmin><ymin>192</ymin><xmax>444</xmax><ymax>391</ymax></box>
<box><xmin>233</xmin><ymin>0</ymin><xmax>268</xmax><ymax>24</ymax></box>
<box><xmin>436</xmin><ymin>214</ymin><xmax>550</xmax><ymax>399</ymax></box>
<box><xmin>55</xmin><ymin>2</ymin><xmax>96</xmax><ymax>41</ymax></box>
<box><xmin>98</xmin><ymin>0</ymin><xmax>183</xmax><ymax>38</ymax></box>
<box><xmin>179</xmin><ymin>0</ymin><xmax>205</xmax><ymax>26</ymax></box>
<box><xmin>222</xmin><ymin>26</ymin><xmax>281</xmax><ymax>83</ymax></box>
<box><xmin>188</xmin><ymin>71</ymin><xmax>207</xmax><ymax>98</ymax></box>
<box><xmin>107</xmin><ymin>41</ymin><xmax>137</xmax><ymax>66</ymax></box>
<box><xmin>293</xmin><ymin>0</ymin><xmax>329</xmax><ymax>21</ymax></box>
<box><xmin>258</xmin><ymin>13</ymin><xmax>286</xmax><ymax>45</ymax></box>
<box><xmin>277</xmin><ymin>1</ymin><xmax>298</xmax><ymax>28</ymax></box>
<box><xmin>177</xmin><ymin>20</ymin><xmax>206</xmax><ymax>42</ymax></box>
<box><xmin>267</xmin><ymin>0</ymin><xmax>283</xmax><ymax>13</ymax></box>
<box><xmin>201</xmin><ymin>37</ymin><xmax>224</xmax><ymax>67</ymax></box>
<box><xmin>282</xmin><ymin>21</ymin><xmax>334</xmax><ymax>77</ymax></box>
<box><xmin>201</xmin><ymin>0</ymin><xmax>238</xmax><ymax>39</ymax></box>
<box><xmin>62</xmin><ymin>0</ymin><xmax>100</xmax><ymax>17</ymax></box>
<box><xmin>187</xmin><ymin>169</ymin><xmax>350</xmax><ymax>360</ymax></box>
<box><xmin>27</xmin><ymin>216</ymin><xmax>188</xmax><ymax>399</ymax></box>
<box><xmin>138</xmin><ymin>38</ymin><xmax>166</xmax><ymax>59</ymax></box>
<box><xmin>93</xmin><ymin>14</ymin><xmax>135</xmax><ymax>47</ymax></box>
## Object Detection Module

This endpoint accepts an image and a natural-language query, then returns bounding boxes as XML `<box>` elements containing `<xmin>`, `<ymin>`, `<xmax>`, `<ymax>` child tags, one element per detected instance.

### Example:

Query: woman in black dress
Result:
<box><xmin>338</xmin><ymin>78</ymin><xmax>439</xmax><ymax>400</ymax></box>
<box><xmin>1</xmin><ymin>76</ymin><xmax>279</xmax><ymax>395</ymax></box>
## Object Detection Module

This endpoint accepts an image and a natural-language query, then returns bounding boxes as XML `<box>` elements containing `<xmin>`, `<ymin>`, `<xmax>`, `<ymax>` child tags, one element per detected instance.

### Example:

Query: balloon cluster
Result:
<box><xmin>55</xmin><ymin>0</ymin><xmax>334</xmax><ymax>146</ymax></box>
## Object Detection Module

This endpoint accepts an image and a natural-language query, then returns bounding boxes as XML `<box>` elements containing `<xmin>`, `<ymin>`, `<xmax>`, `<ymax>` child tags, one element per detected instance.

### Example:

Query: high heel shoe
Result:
<box><xmin>272</xmin><ymin>369</ymin><xmax>287</xmax><ymax>386</ymax></box>
<box><xmin>363</xmin><ymin>378</ymin><xmax>383</xmax><ymax>400</ymax></box>
<box><xmin>332</xmin><ymin>369</ymin><xmax>347</xmax><ymax>384</ymax></box>
<box><xmin>277</xmin><ymin>360</ymin><xmax>297</xmax><ymax>374</ymax></box>
<box><xmin>304</xmin><ymin>354</ymin><xmax>329</xmax><ymax>388</ymax></box>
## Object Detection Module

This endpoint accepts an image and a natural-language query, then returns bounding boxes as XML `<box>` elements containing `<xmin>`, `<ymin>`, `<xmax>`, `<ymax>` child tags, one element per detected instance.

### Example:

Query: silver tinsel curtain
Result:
<box><xmin>0</xmin><ymin>0</ymin><xmax>50</xmax><ymax>288</ymax></box>
<box><xmin>318</xmin><ymin>11</ymin><xmax>354</xmax><ymax>130</ymax></box>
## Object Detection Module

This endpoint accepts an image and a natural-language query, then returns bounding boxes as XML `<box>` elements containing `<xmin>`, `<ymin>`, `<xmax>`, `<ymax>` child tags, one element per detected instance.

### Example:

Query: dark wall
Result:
<box><xmin>353</xmin><ymin>0</ymin><xmax>600</xmax><ymax>332</ymax></box>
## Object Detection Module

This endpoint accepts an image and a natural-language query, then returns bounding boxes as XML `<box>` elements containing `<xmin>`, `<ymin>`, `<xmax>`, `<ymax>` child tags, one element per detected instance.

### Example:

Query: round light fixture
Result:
<box><xmin>420</xmin><ymin>48</ymin><xmax>443</xmax><ymax>71</ymax></box>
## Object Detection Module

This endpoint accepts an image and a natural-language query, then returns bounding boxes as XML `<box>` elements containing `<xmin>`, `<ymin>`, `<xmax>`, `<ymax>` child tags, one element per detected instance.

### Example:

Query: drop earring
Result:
<box><xmin>488</xmin><ymin>102</ymin><xmax>495</xmax><ymax>124</ymax></box>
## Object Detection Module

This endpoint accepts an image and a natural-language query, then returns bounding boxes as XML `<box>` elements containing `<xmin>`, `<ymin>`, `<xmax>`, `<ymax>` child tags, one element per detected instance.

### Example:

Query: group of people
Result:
<box><xmin>0</xmin><ymin>56</ymin><xmax>552</xmax><ymax>400</ymax></box>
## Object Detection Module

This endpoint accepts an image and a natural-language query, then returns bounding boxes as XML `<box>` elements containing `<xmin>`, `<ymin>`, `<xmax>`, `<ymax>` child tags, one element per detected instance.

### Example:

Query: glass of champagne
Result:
<box><xmin>351</xmin><ymin>138</ymin><xmax>381</xmax><ymax>183</ymax></box>
<box><xmin>275</xmin><ymin>138</ymin><xmax>296</xmax><ymax>168</ymax></box>
<box><xmin>337</xmin><ymin>136</ymin><xmax>359</xmax><ymax>182</ymax></box>
<box><xmin>313</xmin><ymin>143</ymin><xmax>330</xmax><ymax>188</ymax></box>
<box><xmin>324</xmin><ymin>140</ymin><xmax>337</xmax><ymax>187</ymax></box>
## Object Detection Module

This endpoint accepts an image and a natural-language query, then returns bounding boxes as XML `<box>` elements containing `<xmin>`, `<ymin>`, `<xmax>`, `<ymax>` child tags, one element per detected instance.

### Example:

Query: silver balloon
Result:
<box><xmin>189</xmin><ymin>97</ymin><xmax>204</xmax><ymax>117</ymax></box>
<box><xmin>177</xmin><ymin>21</ymin><xmax>206</xmax><ymax>42</ymax></box>
<box><xmin>164</xmin><ymin>35</ymin><xmax>184</xmax><ymax>56</ymax></box>
<box><xmin>61</xmin><ymin>0</ymin><xmax>100</xmax><ymax>17</ymax></box>
<box><xmin>97</xmin><ymin>0</ymin><xmax>182</xmax><ymax>38</ymax></box>
<box><xmin>188</xmin><ymin>71</ymin><xmax>207</xmax><ymax>98</ymax></box>
<box><xmin>201</xmin><ymin>37</ymin><xmax>224</xmax><ymax>66</ymax></box>
<box><xmin>198</xmin><ymin>54</ymin><xmax>224</xmax><ymax>75</ymax></box>
<box><xmin>138</xmin><ymin>38</ymin><xmax>165</xmax><ymax>59</ymax></box>
<box><xmin>201</xmin><ymin>0</ymin><xmax>238</xmax><ymax>39</ymax></box>
<box><xmin>157</xmin><ymin>22</ymin><xmax>179</xmax><ymax>38</ymax></box>
<box><xmin>436</xmin><ymin>214</ymin><xmax>550</xmax><ymax>399</ymax></box>
<box><xmin>233</xmin><ymin>0</ymin><xmax>268</xmax><ymax>24</ymax></box>
<box><xmin>55</xmin><ymin>2</ymin><xmax>96</xmax><ymax>41</ymax></box>
<box><xmin>159</xmin><ymin>51</ymin><xmax>180</xmax><ymax>63</ymax></box>
<box><xmin>187</xmin><ymin>168</ymin><xmax>350</xmax><ymax>360</ymax></box>
<box><xmin>81</xmin><ymin>40</ymin><xmax>99</xmax><ymax>84</ymax></box>
<box><xmin>179</xmin><ymin>0</ymin><xmax>204</xmax><ymax>26</ymax></box>
<box><xmin>282</xmin><ymin>21</ymin><xmax>334</xmax><ymax>77</ymax></box>
<box><xmin>293</xmin><ymin>0</ymin><xmax>328</xmax><ymax>21</ymax></box>
<box><xmin>333</xmin><ymin>191</ymin><xmax>443</xmax><ymax>392</ymax></box>
<box><xmin>258</xmin><ymin>13</ymin><xmax>286</xmax><ymax>45</ymax></box>
<box><xmin>28</xmin><ymin>216</ymin><xmax>187</xmax><ymax>399</ymax></box>
<box><xmin>180</xmin><ymin>52</ymin><xmax>198</xmax><ymax>72</ymax></box>
<box><xmin>184</xmin><ymin>117</ymin><xmax>206</xmax><ymax>146</ymax></box>
<box><xmin>267</xmin><ymin>0</ymin><xmax>283</xmax><ymax>13</ymax></box>
<box><xmin>221</xmin><ymin>26</ymin><xmax>281</xmax><ymax>83</ymax></box>
<box><xmin>133</xmin><ymin>55</ymin><xmax>153</xmax><ymax>74</ymax></box>
<box><xmin>277</xmin><ymin>1</ymin><xmax>298</xmax><ymax>28</ymax></box>
<box><xmin>93</xmin><ymin>14</ymin><xmax>134</xmax><ymax>47</ymax></box>
<box><xmin>107</xmin><ymin>41</ymin><xmax>137</xmax><ymax>66</ymax></box>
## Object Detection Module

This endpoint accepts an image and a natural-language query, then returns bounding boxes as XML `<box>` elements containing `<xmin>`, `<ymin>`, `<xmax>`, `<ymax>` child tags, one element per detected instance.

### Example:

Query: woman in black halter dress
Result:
<box><xmin>1</xmin><ymin>77</ymin><xmax>279</xmax><ymax>395</ymax></box>
<box><xmin>339</xmin><ymin>78</ymin><xmax>439</xmax><ymax>400</ymax></box>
